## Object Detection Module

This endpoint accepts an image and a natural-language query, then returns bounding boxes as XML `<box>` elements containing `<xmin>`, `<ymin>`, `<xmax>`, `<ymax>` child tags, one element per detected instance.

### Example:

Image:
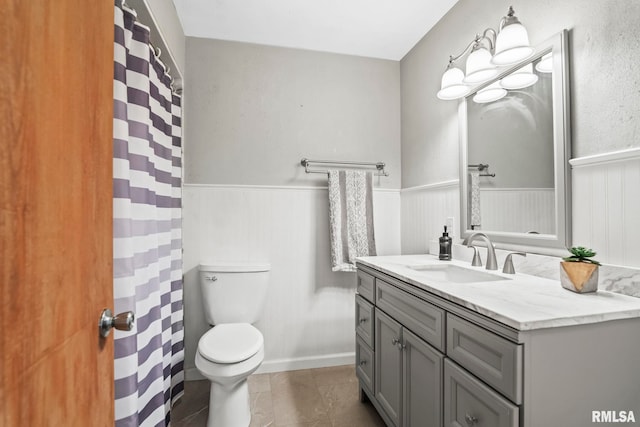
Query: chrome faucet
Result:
<box><xmin>502</xmin><ymin>252</ymin><xmax>527</xmax><ymax>274</ymax></box>
<box><xmin>462</xmin><ymin>232</ymin><xmax>498</xmax><ymax>270</ymax></box>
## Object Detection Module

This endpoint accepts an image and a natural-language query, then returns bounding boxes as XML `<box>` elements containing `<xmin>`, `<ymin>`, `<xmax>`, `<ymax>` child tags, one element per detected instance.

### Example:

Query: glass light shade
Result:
<box><xmin>491</xmin><ymin>23</ymin><xmax>534</xmax><ymax>65</ymax></box>
<box><xmin>473</xmin><ymin>82</ymin><xmax>507</xmax><ymax>103</ymax></box>
<box><xmin>500</xmin><ymin>63</ymin><xmax>539</xmax><ymax>89</ymax></box>
<box><xmin>437</xmin><ymin>67</ymin><xmax>470</xmax><ymax>100</ymax></box>
<box><xmin>535</xmin><ymin>52</ymin><xmax>553</xmax><ymax>73</ymax></box>
<box><xmin>463</xmin><ymin>47</ymin><xmax>499</xmax><ymax>84</ymax></box>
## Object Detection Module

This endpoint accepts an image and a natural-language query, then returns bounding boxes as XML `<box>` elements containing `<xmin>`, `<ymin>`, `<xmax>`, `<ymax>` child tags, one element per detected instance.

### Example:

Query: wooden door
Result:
<box><xmin>1</xmin><ymin>2</ymin><xmax>115</xmax><ymax>426</ymax></box>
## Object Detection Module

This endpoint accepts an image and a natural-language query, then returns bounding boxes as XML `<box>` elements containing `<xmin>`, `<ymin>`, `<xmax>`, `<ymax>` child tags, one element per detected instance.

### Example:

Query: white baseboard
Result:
<box><xmin>255</xmin><ymin>352</ymin><xmax>355</xmax><ymax>374</ymax></box>
<box><xmin>183</xmin><ymin>352</ymin><xmax>356</xmax><ymax>381</ymax></box>
<box><xmin>256</xmin><ymin>352</ymin><xmax>356</xmax><ymax>374</ymax></box>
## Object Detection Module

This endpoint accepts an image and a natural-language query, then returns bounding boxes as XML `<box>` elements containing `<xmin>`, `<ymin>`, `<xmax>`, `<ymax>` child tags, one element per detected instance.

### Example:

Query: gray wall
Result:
<box><xmin>401</xmin><ymin>0</ymin><xmax>640</xmax><ymax>188</ymax></box>
<box><xmin>184</xmin><ymin>38</ymin><xmax>401</xmax><ymax>189</ymax></box>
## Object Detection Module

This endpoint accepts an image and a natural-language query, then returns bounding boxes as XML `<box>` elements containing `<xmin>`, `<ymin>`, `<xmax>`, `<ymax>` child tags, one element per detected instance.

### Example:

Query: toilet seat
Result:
<box><xmin>198</xmin><ymin>323</ymin><xmax>263</xmax><ymax>364</ymax></box>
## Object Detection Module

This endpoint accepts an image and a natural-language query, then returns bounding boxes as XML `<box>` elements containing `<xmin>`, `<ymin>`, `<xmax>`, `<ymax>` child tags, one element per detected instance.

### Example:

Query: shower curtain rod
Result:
<box><xmin>123</xmin><ymin>0</ymin><xmax>184</xmax><ymax>92</ymax></box>
<box><xmin>300</xmin><ymin>158</ymin><xmax>389</xmax><ymax>176</ymax></box>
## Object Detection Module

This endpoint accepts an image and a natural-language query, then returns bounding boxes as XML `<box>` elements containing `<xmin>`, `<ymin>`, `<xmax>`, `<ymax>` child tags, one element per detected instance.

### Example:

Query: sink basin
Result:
<box><xmin>406</xmin><ymin>264</ymin><xmax>510</xmax><ymax>284</ymax></box>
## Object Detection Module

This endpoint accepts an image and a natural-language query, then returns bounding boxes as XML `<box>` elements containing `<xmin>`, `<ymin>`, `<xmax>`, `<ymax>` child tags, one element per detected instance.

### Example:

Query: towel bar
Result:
<box><xmin>300</xmin><ymin>158</ymin><xmax>389</xmax><ymax>176</ymax></box>
<box><xmin>468</xmin><ymin>163</ymin><xmax>495</xmax><ymax>177</ymax></box>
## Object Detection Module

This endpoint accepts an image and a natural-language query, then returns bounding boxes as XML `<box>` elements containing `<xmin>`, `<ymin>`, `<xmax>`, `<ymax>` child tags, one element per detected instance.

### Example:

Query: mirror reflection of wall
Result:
<box><xmin>467</xmin><ymin>56</ymin><xmax>555</xmax><ymax>234</ymax></box>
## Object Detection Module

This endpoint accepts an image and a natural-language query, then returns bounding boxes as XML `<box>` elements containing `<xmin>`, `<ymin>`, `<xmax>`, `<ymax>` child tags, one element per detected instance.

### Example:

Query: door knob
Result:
<box><xmin>99</xmin><ymin>308</ymin><xmax>135</xmax><ymax>338</ymax></box>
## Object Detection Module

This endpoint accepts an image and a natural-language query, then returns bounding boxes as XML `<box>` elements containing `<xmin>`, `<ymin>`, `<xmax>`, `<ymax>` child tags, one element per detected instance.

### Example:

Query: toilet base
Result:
<box><xmin>195</xmin><ymin>328</ymin><xmax>264</xmax><ymax>427</ymax></box>
<box><xmin>207</xmin><ymin>378</ymin><xmax>251</xmax><ymax>427</ymax></box>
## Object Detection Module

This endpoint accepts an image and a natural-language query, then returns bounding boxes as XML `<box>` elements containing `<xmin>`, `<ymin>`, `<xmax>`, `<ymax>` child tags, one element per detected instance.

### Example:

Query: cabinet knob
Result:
<box><xmin>465</xmin><ymin>414</ymin><xmax>478</xmax><ymax>425</ymax></box>
<box><xmin>391</xmin><ymin>338</ymin><xmax>406</xmax><ymax>350</ymax></box>
<box><xmin>359</xmin><ymin>317</ymin><xmax>368</xmax><ymax>323</ymax></box>
<box><xmin>359</xmin><ymin>360</ymin><xmax>367</xmax><ymax>366</ymax></box>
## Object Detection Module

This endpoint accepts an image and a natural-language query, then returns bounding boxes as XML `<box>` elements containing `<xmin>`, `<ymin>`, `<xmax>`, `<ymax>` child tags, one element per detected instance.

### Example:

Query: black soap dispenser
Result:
<box><xmin>439</xmin><ymin>226</ymin><xmax>452</xmax><ymax>260</ymax></box>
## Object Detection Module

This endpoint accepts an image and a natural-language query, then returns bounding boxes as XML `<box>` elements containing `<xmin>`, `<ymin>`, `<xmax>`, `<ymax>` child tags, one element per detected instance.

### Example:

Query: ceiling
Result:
<box><xmin>172</xmin><ymin>0</ymin><xmax>459</xmax><ymax>61</ymax></box>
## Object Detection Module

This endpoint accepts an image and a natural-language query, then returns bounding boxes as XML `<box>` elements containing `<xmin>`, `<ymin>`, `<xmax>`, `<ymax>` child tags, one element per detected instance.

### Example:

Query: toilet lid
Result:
<box><xmin>198</xmin><ymin>323</ymin><xmax>263</xmax><ymax>364</ymax></box>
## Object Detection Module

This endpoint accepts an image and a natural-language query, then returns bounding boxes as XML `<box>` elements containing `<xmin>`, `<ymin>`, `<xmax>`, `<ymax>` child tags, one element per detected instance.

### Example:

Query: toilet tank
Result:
<box><xmin>198</xmin><ymin>262</ymin><xmax>270</xmax><ymax>325</ymax></box>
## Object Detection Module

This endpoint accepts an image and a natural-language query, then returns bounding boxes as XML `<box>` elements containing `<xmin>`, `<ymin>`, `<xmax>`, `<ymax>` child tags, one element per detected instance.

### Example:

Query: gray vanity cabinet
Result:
<box><xmin>357</xmin><ymin>269</ymin><xmax>444</xmax><ymax>427</ymax></box>
<box><xmin>356</xmin><ymin>265</ymin><xmax>517</xmax><ymax>427</ymax></box>
<box><xmin>357</xmin><ymin>261</ymin><xmax>640</xmax><ymax>427</ymax></box>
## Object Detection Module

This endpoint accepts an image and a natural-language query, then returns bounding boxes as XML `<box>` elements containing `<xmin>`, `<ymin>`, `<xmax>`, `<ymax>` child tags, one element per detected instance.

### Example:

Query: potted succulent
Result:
<box><xmin>560</xmin><ymin>246</ymin><xmax>601</xmax><ymax>293</ymax></box>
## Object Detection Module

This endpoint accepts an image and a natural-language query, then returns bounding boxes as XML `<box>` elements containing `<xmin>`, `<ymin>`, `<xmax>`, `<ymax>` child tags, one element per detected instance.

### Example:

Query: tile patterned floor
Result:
<box><xmin>172</xmin><ymin>365</ymin><xmax>386</xmax><ymax>427</ymax></box>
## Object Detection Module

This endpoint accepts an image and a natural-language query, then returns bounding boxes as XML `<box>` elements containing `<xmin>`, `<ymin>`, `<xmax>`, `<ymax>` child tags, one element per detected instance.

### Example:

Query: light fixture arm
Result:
<box><xmin>447</xmin><ymin>38</ymin><xmax>479</xmax><ymax>67</ymax></box>
<box><xmin>445</xmin><ymin>28</ymin><xmax>497</xmax><ymax>69</ymax></box>
<box><xmin>480</xmin><ymin>28</ymin><xmax>497</xmax><ymax>51</ymax></box>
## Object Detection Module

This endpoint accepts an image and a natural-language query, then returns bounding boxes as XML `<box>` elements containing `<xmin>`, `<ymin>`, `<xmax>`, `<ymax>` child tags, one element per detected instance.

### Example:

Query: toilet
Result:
<box><xmin>195</xmin><ymin>262</ymin><xmax>270</xmax><ymax>427</ymax></box>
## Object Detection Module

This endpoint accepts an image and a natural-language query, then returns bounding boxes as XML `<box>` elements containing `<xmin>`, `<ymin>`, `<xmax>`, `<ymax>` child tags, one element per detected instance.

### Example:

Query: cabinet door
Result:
<box><xmin>355</xmin><ymin>294</ymin><xmax>375</xmax><ymax>348</ymax></box>
<box><xmin>403</xmin><ymin>329</ymin><xmax>443</xmax><ymax>427</ymax></box>
<box><xmin>357</xmin><ymin>269</ymin><xmax>376</xmax><ymax>302</ymax></box>
<box><xmin>444</xmin><ymin>359</ymin><xmax>519</xmax><ymax>427</ymax></box>
<box><xmin>376</xmin><ymin>279</ymin><xmax>445</xmax><ymax>352</ymax></box>
<box><xmin>375</xmin><ymin>308</ymin><xmax>403</xmax><ymax>427</ymax></box>
<box><xmin>447</xmin><ymin>314</ymin><xmax>522</xmax><ymax>404</ymax></box>
<box><xmin>356</xmin><ymin>335</ymin><xmax>375</xmax><ymax>393</ymax></box>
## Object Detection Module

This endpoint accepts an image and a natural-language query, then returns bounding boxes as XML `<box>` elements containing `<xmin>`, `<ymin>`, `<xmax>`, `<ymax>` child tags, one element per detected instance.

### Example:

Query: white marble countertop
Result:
<box><xmin>356</xmin><ymin>254</ymin><xmax>640</xmax><ymax>331</ymax></box>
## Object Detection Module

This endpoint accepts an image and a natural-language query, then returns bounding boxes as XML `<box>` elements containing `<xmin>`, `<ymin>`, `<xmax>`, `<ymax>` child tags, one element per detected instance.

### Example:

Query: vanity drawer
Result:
<box><xmin>444</xmin><ymin>359</ymin><xmax>519</xmax><ymax>427</ymax></box>
<box><xmin>355</xmin><ymin>294</ymin><xmax>375</xmax><ymax>348</ymax></box>
<box><xmin>356</xmin><ymin>335</ymin><xmax>374</xmax><ymax>392</ymax></box>
<box><xmin>446</xmin><ymin>314</ymin><xmax>523</xmax><ymax>404</ymax></box>
<box><xmin>375</xmin><ymin>279</ymin><xmax>445</xmax><ymax>352</ymax></box>
<box><xmin>356</xmin><ymin>269</ymin><xmax>376</xmax><ymax>303</ymax></box>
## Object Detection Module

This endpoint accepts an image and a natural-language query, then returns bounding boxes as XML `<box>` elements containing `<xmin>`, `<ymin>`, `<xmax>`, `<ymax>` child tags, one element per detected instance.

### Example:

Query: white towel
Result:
<box><xmin>469</xmin><ymin>170</ymin><xmax>482</xmax><ymax>228</ymax></box>
<box><xmin>328</xmin><ymin>170</ymin><xmax>377</xmax><ymax>272</ymax></box>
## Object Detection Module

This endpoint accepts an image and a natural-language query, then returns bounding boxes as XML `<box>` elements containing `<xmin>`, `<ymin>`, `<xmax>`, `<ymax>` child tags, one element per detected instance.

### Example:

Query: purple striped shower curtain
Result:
<box><xmin>113</xmin><ymin>3</ymin><xmax>184</xmax><ymax>426</ymax></box>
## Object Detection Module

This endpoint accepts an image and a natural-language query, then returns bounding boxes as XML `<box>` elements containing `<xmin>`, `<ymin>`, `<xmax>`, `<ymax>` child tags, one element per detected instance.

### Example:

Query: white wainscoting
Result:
<box><xmin>401</xmin><ymin>180</ymin><xmax>459</xmax><ymax>255</ymax></box>
<box><xmin>182</xmin><ymin>184</ymin><xmax>401</xmax><ymax>379</ymax></box>
<box><xmin>571</xmin><ymin>148</ymin><xmax>640</xmax><ymax>268</ymax></box>
<box><xmin>479</xmin><ymin>188</ymin><xmax>555</xmax><ymax>235</ymax></box>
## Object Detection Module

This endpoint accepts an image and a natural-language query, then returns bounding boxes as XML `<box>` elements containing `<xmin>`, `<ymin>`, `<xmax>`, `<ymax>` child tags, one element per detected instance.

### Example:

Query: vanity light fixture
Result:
<box><xmin>436</xmin><ymin>6</ymin><xmax>534</xmax><ymax>101</ymax></box>
<box><xmin>473</xmin><ymin>81</ymin><xmax>507</xmax><ymax>103</ymax></box>
<box><xmin>500</xmin><ymin>63</ymin><xmax>539</xmax><ymax>90</ymax></box>
<box><xmin>437</xmin><ymin>65</ymin><xmax>471</xmax><ymax>100</ymax></box>
<box><xmin>463</xmin><ymin>44</ymin><xmax>499</xmax><ymax>84</ymax></box>
<box><xmin>491</xmin><ymin>6</ymin><xmax>534</xmax><ymax>66</ymax></box>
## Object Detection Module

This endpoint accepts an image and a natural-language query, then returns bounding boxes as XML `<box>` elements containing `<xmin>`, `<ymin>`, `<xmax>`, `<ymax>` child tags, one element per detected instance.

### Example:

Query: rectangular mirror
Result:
<box><xmin>459</xmin><ymin>30</ymin><xmax>571</xmax><ymax>251</ymax></box>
